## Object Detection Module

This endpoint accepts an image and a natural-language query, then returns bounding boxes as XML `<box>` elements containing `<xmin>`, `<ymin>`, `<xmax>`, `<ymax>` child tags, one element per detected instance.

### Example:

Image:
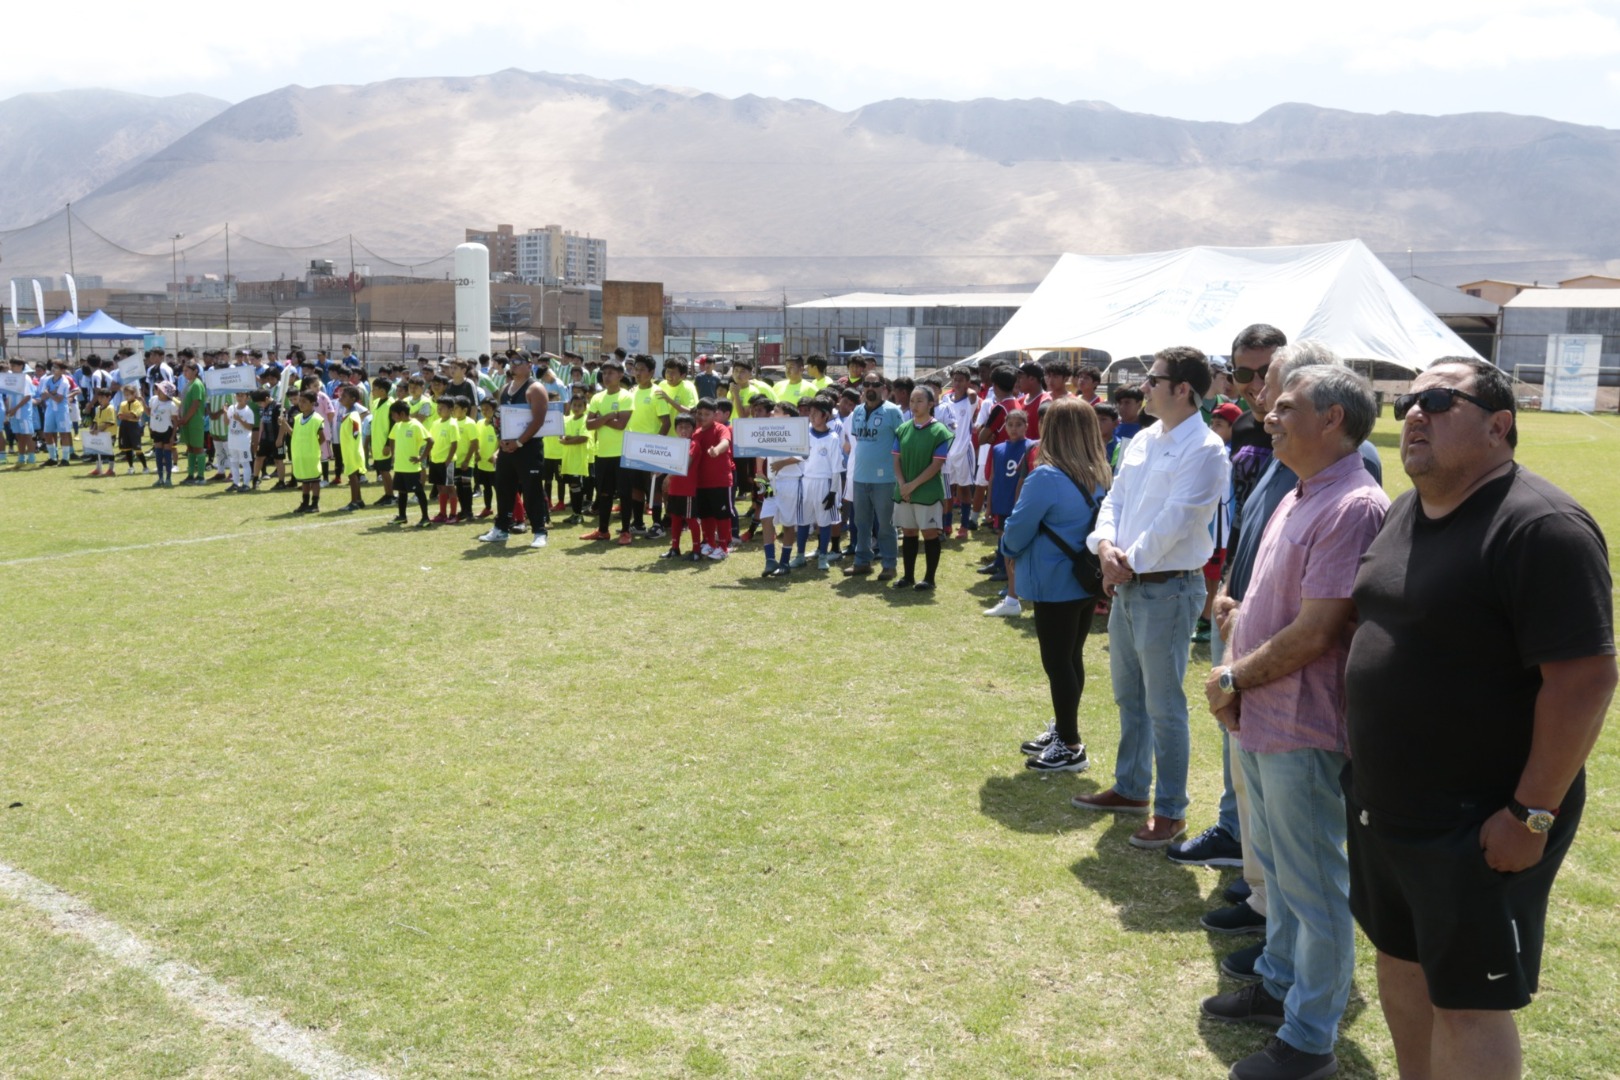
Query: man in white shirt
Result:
<box><xmin>1076</xmin><ymin>345</ymin><xmax>1230</xmax><ymax>849</ymax></box>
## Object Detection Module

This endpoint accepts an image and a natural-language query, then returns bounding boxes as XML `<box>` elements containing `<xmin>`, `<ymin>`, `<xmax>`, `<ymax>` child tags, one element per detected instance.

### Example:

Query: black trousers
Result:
<box><xmin>1033</xmin><ymin>597</ymin><xmax>1100</xmax><ymax>746</ymax></box>
<box><xmin>495</xmin><ymin>441</ymin><xmax>547</xmax><ymax>533</ymax></box>
<box><xmin>593</xmin><ymin>457</ymin><xmax>621</xmax><ymax>533</ymax></box>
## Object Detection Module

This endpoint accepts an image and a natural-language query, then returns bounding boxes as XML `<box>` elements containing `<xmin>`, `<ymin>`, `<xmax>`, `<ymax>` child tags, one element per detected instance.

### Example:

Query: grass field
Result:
<box><xmin>2</xmin><ymin>409</ymin><xmax>1617</xmax><ymax>1079</ymax></box>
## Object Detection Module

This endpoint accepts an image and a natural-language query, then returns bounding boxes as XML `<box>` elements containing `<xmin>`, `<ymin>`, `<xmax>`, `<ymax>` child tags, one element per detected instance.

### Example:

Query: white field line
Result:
<box><xmin>0</xmin><ymin>860</ymin><xmax>390</xmax><ymax>1080</ymax></box>
<box><xmin>0</xmin><ymin>516</ymin><xmax>363</xmax><ymax>568</ymax></box>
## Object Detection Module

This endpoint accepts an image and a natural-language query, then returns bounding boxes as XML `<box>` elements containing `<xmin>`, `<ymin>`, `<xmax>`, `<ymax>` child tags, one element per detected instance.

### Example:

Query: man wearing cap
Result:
<box><xmin>478</xmin><ymin>353</ymin><xmax>550</xmax><ymax>549</ymax></box>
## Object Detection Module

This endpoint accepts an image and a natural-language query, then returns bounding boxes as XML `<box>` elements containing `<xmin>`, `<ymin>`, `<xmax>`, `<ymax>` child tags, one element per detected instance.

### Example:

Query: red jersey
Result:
<box><xmin>667</xmin><ymin>434</ymin><xmax>700</xmax><ymax>497</ymax></box>
<box><xmin>1019</xmin><ymin>390</ymin><xmax>1051</xmax><ymax>440</ymax></box>
<box><xmin>692</xmin><ymin>422</ymin><xmax>734</xmax><ymax>488</ymax></box>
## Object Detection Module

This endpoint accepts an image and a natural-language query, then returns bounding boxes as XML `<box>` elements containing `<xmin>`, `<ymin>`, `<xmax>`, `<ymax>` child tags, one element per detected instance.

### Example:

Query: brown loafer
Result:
<box><xmin>1070</xmin><ymin>789</ymin><xmax>1151</xmax><ymax>815</ymax></box>
<box><xmin>876</xmin><ymin>568</ymin><xmax>897</xmax><ymax>581</ymax></box>
<box><xmin>1129</xmin><ymin>816</ymin><xmax>1187</xmax><ymax>849</ymax></box>
<box><xmin>843</xmin><ymin>563</ymin><xmax>873</xmax><ymax>576</ymax></box>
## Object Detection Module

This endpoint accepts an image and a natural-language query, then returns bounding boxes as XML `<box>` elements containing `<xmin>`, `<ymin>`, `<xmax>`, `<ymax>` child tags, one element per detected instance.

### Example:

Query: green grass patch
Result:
<box><xmin>1</xmin><ymin>408</ymin><xmax>1616</xmax><ymax>1078</ymax></box>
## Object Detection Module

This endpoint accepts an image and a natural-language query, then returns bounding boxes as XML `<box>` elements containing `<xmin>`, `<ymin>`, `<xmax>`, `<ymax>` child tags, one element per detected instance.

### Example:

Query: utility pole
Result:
<box><xmin>171</xmin><ymin>234</ymin><xmax>184</xmax><ymax>335</ymax></box>
<box><xmin>224</xmin><ymin>222</ymin><xmax>232</xmax><ymax>341</ymax></box>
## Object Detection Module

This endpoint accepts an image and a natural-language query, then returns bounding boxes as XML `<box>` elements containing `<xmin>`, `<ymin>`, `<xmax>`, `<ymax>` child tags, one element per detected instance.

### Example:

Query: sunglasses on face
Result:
<box><xmin>1393</xmin><ymin>386</ymin><xmax>1497</xmax><ymax>421</ymax></box>
<box><xmin>1144</xmin><ymin>372</ymin><xmax>1174</xmax><ymax>388</ymax></box>
<box><xmin>1232</xmin><ymin>364</ymin><xmax>1270</xmax><ymax>385</ymax></box>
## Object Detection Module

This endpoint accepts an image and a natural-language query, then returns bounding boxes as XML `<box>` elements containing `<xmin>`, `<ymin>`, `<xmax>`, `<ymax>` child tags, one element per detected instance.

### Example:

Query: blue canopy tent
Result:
<box><xmin>18</xmin><ymin>311</ymin><xmax>79</xmax><ymax>337</ymax></box>
<box><xmin>65</xmin><ymin>310</ymin><xmax>146</xmax><ymax>339</ymax></box>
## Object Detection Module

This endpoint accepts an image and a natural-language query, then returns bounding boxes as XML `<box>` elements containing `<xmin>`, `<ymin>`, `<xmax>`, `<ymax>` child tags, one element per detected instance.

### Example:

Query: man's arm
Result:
<box><xmin>1480</xmin><ymin>654</ymin><xmax>1616</xmax><ymax>872</ymax></box>
<box><xmin>1206</xmin><ymin>597</ymin><xmax>1356</xmax><ymax>714</ymax></box>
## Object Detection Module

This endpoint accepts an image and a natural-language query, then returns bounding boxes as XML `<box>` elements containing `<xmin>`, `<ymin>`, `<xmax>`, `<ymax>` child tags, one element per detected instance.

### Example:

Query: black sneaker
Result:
<box><xmin>1220</xmin><ymin>941</ymin><xmax>1264</xmax><ymax>984</ymax></box>
<box><xmin>1026</xmin><ymin>740</ymin><xmax>1089</xmax><ymax>773</ymax></box>
<box><xmin>646</xmin><ymin>525</ymin><xmax>666</xmax><ymax>540</ymax></box>
<box><xmin>1020</xmin><ymin>721</ymin><xmax>1058</xmax><ymax>756</ymax></box>
<box><xmin>1201</xmin><ymin>902</ymin><xmax>1267</xmax><ymax>936</ymax></box>
<box><xmin>891</xmin><ymin>576</ymin><xmax>916</xmax><ymax>589</ymax></box>
<box><xmin>1229</xmin><ymin>1036</ymin><xmax>1338</xmax><ymax>1080</ymax></box>
<box><xmin>1167</xmin><ymin>825</ymin><xmax>1244</xmax><ymax>868</ymax></box>
<box><xmin>658</xmin><ymin>548</ymin><xmax>680</xmax><ymax>559</ymax></box>
<box><xmin>913</xmin><ymin>580</ymin><xmax>936</xmax><ymax>591</ymax></box>
<box><xmin>1224</xmin><ymin>878</ymin><xmax>1253</xmax><ymax>906</ymax></box>
<box><xmin>372</xmin><ymin>495</ymin><xmax>393</xmax><ymax>507</ymax></box>
<box><xmin>1200</xmin><ymin>983</ymin><xmax>1284</xmax><ymax>1029</ymax></box>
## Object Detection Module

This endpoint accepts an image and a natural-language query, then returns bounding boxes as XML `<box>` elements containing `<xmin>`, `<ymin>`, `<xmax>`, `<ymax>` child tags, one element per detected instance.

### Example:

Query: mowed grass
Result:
<box><xmin>1</xmin><ymin>409</ymin><xmax>1617</xmax><ymax>1079</ymax></box>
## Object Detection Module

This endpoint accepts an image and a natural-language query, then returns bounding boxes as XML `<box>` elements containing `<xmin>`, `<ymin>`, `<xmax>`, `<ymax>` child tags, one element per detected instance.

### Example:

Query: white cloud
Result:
<box><xmin>1348</xmin><ymin>7</ymin><xmax>1620</xmax><ymax>72</ymax></box>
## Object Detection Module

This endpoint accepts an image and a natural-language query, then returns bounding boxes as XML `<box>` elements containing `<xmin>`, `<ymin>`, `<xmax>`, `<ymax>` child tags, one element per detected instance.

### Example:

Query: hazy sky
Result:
<box><xmin>11</xmin><ymin>1</ymin><xmax>1620</xmax><ymax>126</ymax></box>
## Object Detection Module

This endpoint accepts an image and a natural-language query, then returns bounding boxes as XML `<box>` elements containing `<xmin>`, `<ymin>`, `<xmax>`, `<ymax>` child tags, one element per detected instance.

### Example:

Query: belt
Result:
<box><xmin>1133</xmin><ymin>569</ymin><xmax>1198</xmax><ymax>584</ymax></box>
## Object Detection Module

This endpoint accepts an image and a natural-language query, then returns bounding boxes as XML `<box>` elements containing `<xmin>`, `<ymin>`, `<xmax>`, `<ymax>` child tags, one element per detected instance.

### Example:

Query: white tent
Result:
<box><xmin>967</xmin><ymin>240</ymin><xmax>1481</xmax><ymax>371</ymax></box>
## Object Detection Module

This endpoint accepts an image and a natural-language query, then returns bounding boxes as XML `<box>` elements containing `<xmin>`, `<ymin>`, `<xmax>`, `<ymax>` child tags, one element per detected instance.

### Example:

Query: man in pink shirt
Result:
<box><xmin>1198</xmin><ymin>363</ymin><xmax>1390</xmax><ymax>1080</ymax></box>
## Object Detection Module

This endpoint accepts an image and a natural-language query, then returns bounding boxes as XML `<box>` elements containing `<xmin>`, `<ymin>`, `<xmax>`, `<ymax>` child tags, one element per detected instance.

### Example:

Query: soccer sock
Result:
<box><xmin>765</xmin><ymin>542</ymin><xmax>777</xmax><ymax>566</ymax></box>
<box><xmin>416</xmin><ymin>488</ymin><xmax>429</xmax><ymax>519</ymax></box>
<box><xmin>457</xmin><ymin>481</ymin><xmax>472</xmax><ymax>517</ymax></box>
<box><xmin>923</xmin><ymin>536</ymin><xmax>941</xmax><ymax>583</ymax></box>
<box><xmin>795</xmin><ymin>527</ymin><xmax>808</xmax><ymax>557</ymax></box>
<box><xmin>47</xmin><ymin>444</ymin><xmax>58</xmax><ymax>462</ymax></box>
<box><xmin>437</xmin><ymin>491</ymin><xmax>448</xmax><ymax>516</ymax></box>
<box><xmin>670</xmin><ymin>515</ymin><xmax>687</xmax><ymax>551</ymax></box>
<box><xmin>817</xmin><ymin>525</ymin><xmax>831</xmax><ymax>554</ymax></box>
<box><xmin>515</xmin><ymin>494</ymin><xmax>527</xmax><ymax>526</ymax></box>
<box><xmin>396</xmin><ymin>489</ymin><xmax>408</xmax><ymax>517</ymax></box>
<box><xmin>902</xmin><ymin>534</ymin><xmax>920</xmax><ymax>579</ymax></box>
<box><xmin>301</xmin><ymin>489</ymin><xmax>311</xmax><ymax>508</ymax></box>
<box><xmin>717</xmin><ymin>517</ymin><xmax>732</xmax><ymax>549</ymax></box>
<box><xmin>695</xmin><ymin>519</ymin><xmax>709</xmax><ymax>548</ymax></box>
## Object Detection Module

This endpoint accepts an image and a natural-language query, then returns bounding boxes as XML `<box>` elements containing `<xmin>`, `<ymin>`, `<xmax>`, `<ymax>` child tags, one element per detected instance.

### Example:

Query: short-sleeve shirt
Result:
<box><xmin>893</xmin><ymin>419</ymin><xmax>953</xmax><ymax>504</ymax></box>
<box><xmin>390</xmin><ymin>418</ymin><xmax>429</xmax><ymax>473</ymax></box>
<box><xmin>1345</xmin><ymin>466</ymin><xmax>1614</xmax><ymax>828</ymax></box>
<box><xmin>1229</xmin><ymin>452</ymin><xmax>1390</xmax><ymax>755</ymax></box>
<box><xmin>848</xmin><ymin>401</ymin><xmax>904</xmax><ymax>484</ymax></box>
<box><xmin>588</xmin><ymin>388</ymin><xmax>635</xmax><ymax>458</ymax></box>
<box><xmin>692</xmin><ymin>422</ymin><xmax>734</xmax><ymax>489</ymax></box>
<box><xmin>627</xmin><ymin>384</ymin><xmax>672</xmax><ymax>436</ymax></box>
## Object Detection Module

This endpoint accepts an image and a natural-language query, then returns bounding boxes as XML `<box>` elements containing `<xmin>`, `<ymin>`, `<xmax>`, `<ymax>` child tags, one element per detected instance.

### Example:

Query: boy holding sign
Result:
<box><xmin>659</xmin><ymin>414</ymin><xmax>704</xmax><ymax>561</ymax></box>
<box><xmin>692</xmin><ymin>397</ymin><xmax>735</xmax><ymax>560</ymax></box>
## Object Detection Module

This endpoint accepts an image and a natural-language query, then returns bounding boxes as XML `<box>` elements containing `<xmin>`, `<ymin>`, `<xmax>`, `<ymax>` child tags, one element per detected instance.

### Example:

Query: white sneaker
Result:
<box><xmin>707</xmin><ymin>547</ymin><xmax>726</xmax><ymax>561</ymax></box>
<box><xmin>700</xmin><ymin>543</ymin><xmax>715</xmax><ymax>558</ymax></box>
<box><xmin>126</xmin><ymin>466</ymin><xmax>135</xmax><ymax>474</ymax></box>
<box><xmin>983</xmin><ymin>596</ymin><xmax>1023</xmax><ymax>617</ymax></box>
<box><xmin>478</xmin><ymin>528</ymin><xmax>510</xmax><ymax>543</ymax></box>
<box><xmin>530</xmin><ymin>532</ymin><xmax>548</xmax><ymax>548</ymax></box>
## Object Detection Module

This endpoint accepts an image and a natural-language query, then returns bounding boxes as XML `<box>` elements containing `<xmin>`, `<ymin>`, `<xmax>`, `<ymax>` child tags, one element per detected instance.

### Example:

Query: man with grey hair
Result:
<box><xmin>1182</xmin><ymin>342</ymin><xmax>1384</xmax><ymax>983</ymax></box>
<box><xmin>1198</xmin><ymin>363</ymin><xmax>1390</xmax><ymax>1080</ymax></box>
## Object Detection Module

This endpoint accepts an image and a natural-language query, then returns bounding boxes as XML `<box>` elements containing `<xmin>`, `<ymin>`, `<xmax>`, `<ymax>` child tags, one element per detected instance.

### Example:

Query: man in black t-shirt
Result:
<box><xmin>1344</xmin><ymin>357</ymin><xmax>1616</xmax><ymax>1080</ymax></box>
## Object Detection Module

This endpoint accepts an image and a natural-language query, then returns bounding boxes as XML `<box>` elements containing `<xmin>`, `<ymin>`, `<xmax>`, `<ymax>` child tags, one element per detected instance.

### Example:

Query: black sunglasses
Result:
<box><xmin>1144</xmin><ymin>372</ymin><xmax>1175</xmax><ymax>388</ymax></box>
<box><xmin>1392</xmin><ymin>387</ymin><xmax>1498</xmax><ymax>421</ymax></box>
<box><xmin>1232</xmin><ymin>364</ymin><xmax>1270</xmax><ymax>385</ymax></box>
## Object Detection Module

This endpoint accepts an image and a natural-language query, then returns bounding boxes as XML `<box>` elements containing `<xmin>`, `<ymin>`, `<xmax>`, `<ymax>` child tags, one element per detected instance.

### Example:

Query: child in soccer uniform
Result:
<box><xmin>891</xmin><ymin>385</ymin><xmax>954</xmax><ymax>590</ymax></box>
<box><xmin>254</xmin><ymin>388</ymin><xmax>287</xmax><ymax>490</ymax></box>
<box><xmin>385</xmin><ymin>400</ymin><xmax>432</xmax><ymax>526</ymax></box>
<box><xmin>559</xmin><ymin>391</ymin><xmax>591</xmax><ymax>525</ymax></box>
<box><xmin>659</xmin><ymin>415</ymin><xmax>704</xmax><ymax>560</ymax></box>
<box><xmin>473</xmin><ymin>399</ymin><xmax>499</xmax><ymax>518</ymax></box>
<box><xmin>148</xmin><ymin>381</ymin><xmax>179</xmax><ymax>486</ymax></box>
<box><xmin>692</xmin><ymin>397</ymin><xmax>734</xmax><ymax>560</ymax></box>
<box><xmin>763</xmin><ymin>401</ymin><xmax>805</xmax><ymax>578</ymax></box>
<box><xmin>224</xmin><ymin>390</ymin><xmax>256</xmax><ymax>492</ymax></box>
<box><xmin>282</xmin><ymin>390</ymin><xmax>327</xmax><ymax>513</ymax></box>
<box><xmin>87</xmin><ymin>387</ymin><xmax>117</xmax><ymax>476</ymax></box>
<box><xmin>799</xmin><ymin>397</ymin><xmax>842</xmax><ymax>570</ymax></box>
<box><xmin>117</xmin><ymin>381</ymin><xmax>149</xmax><ymax>474</ymax></box>
<box><xmin>452</xmin><ymin>396</ymin><xmax>476</xmax><ymax>524</ymax></box>
<box><xmin>4</xmin><ymin>359</ymin><xmax>38</xmax><ymax>467</ymax></box>
<box><xmin>982</xmin><ymin>407</ymin><xmax>1034</xmax><ymax>613</ymax></box>
<box><xmin>541</xmin><ymin>400</ymin><xmax>566</xmax><ymax>512</ymax></box>
<box><xmin>405</xmin><ymin>377</ymin><xmax>434</xmax><ymax>426</ymax></box>
<box><xmin>337</xmin><ymin>386</ymin><xmax>369</xmax><ymax>511</ymax></box>
<box><xmin>370</xmin><ymin>377</ymin><xmax>395</xmax><ymax>505</ymax></box>
<box><xmin>427</xmin><ymin>396</ymin><xmax>459</xmax><ymax>524</ymax></box>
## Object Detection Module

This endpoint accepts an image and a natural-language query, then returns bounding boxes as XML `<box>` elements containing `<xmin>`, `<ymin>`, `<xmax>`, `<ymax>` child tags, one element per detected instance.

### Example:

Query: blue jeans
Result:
<box><xmin>852</xmin><ymin>481</ymin><xmax>897</xmax><ymax>570</ymax></box>
<box><xmin>1107</xmin><ymin>573</ymin><xmax>1202</xmax><ymax>819</ymax></box>
<box><xmin>1239</xmin><ymin>746</ymin><xmax>1353</xmax><ymax>1057</ymax></box>
<box><xmin>1210</xmin><ymin>627</ymin><xmax>1240</xmax><ymax>839</ymax></box>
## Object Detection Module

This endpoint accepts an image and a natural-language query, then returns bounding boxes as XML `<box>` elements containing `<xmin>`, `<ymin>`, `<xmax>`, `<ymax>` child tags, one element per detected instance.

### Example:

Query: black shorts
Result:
<box><xmin>373</xmin><ymin>456</ymin><xmax>393</xmax><ymax>473</ymax></box>
<box><xmin>151</xmin><ymin>428</ymin><xmax>175</xmax><ymax>448</ymax></box>
<box><xmin>666</xmin><ymin>493</ymin><xmax>697</xmax><ymax>519</ymax></box>
<box><xmin>476</xmin><ymin>467</ymin><xmax>497</xmax><ymax>486</ymax></box>
<box><xmin>428</xmin><ymin>461</ymin><xmax>448</xmax><ymax>486</ymax></box>
<box><xmin>394</xmin><ymin>470</ymin><xmax>423</xmax><ymax>493</ymax></box>
<box><xmin>257</xmin><ymin>438</ymin><xmax>282</xmax><ymax>460</ymax></box>
<box><xmin>619</xmin><ymin>465</ymin><xmax>652</xmax><ymax>499</ymax></box>
<box><xmin>695</xmin><ymin>487</ymin><xmax>732</xmax><ymax>519</ymax></box>
<box><xmin>1344</xmin><ymin>769</ymin><xmax>1585</xmax><ymax>1011</ymax></box>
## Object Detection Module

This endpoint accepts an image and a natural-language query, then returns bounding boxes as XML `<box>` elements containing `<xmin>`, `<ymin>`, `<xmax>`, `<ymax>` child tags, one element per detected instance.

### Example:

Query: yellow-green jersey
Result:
<box><xmin>777</xmin><ymin>378</ymin><xmax>818</xmax><ymax>406</ymax></box>
<box><xmin>474</xmin><ymin>417</ymin><xmax>498</xmax><ymax>472</ymax></box>
<box><xmin>454</xmin><ymin>415</ymin><xmax>477</xmax><ymax>468</ymax></box>
<box><xmin>658</xmin><ymin>380</ymin><xmax>699</xmax><ymax>427</ymax></box>
<box><xmin>731</xmin><ymin>379</ymin><xmax>776</xmax><ymax>412</ymax></box>
<box><xmin>407</xmin><ymin>394</ymin><xmax>435</xmax><ymax>424</ymax></box>
<box><xmin>627</xmin><ymin>383</ymin><xmax>672</xmax><ymax>436</ymax></box>
<box><xmin>561</xmin><ymin>413</ymin><xmax>590</xmax><ymax>476</ymax></box>
<box><xmin>390</xmin><ymin>418</ymin><xmax>428</xmax><ymax>473</ymax></box>
<box><xmin>428</xmin><ymin>415</ymin><xmax>458</xmax><ymax>464</ymax></box>
<box><xmin>809</xmin><ymin>375</ymin><xmax>833</xmax><ymax>396</ymax></box>
<box><xmin>370</xmin><ymin>397</ymin><xmax>393</xmax><ymax>459</ymax></box>
<box><xmin>339</xmin><ymin>408</ymin><xmax>367</xmax><ymax>476</ymax></box>
<box><xmin>542</xmin><ymin>418</ymin><xmax>564</xmax><ymax>461</ymax></box>
<box><xmin>588</xmin><ymin>387</ymin><xmax>635</xmax><ymax>458</ymax></box>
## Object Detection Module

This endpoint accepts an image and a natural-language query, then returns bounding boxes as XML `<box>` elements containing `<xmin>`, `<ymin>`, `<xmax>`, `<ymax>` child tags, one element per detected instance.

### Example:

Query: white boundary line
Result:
<box><xmin>0</xmin><ymin>517</ymin><xmax>364</xmax><ymax>568</ymax></box>
<box><xmin>0</xmin><ymin>860</ymin><xmax>390</xmax><ymax>1080</ymax></box>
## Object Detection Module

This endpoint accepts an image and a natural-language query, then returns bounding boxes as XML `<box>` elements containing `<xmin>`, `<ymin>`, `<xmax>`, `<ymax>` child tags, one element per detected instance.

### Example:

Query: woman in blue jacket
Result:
<box><xmin>1000</xmin><ymin>397</ymin><xmax>1113</xmax><ymax>772</ymax></box>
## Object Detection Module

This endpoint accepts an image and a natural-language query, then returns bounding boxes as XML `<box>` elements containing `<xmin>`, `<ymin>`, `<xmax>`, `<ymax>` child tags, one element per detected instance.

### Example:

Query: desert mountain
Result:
<box><xmin>0</xmin><ymin>89</ymin><xmax>228</xmax><ymax>229</ymax></box>
<box><xmin>2</xmin><ymin>71</ymin><xmax>1617</xmax><ymax>296</ymax></box>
